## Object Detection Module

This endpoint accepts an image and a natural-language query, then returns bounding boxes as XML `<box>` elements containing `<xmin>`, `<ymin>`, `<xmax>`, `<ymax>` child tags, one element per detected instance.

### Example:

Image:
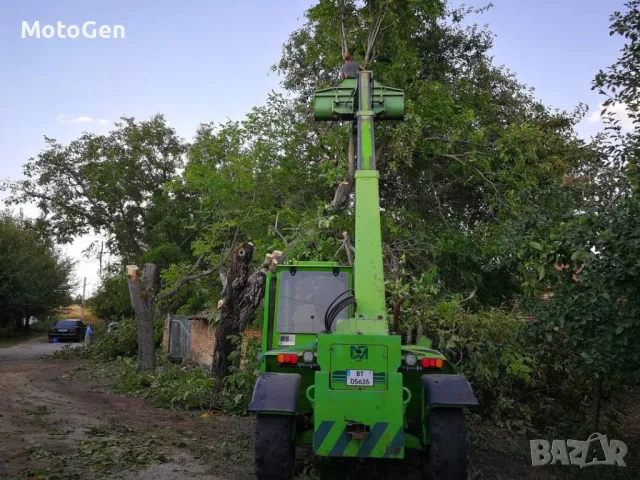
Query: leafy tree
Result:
<box><xmin>521</xmin><ymin>0</ymin><xmax>640</xmax><ymax>429</ymax></box>
<box><xmin>1</xmin><ymin>114</ymin><xmax>191</xmax><ymax>264</ymax></box>
<box><xmin>594</xmin><ymin>0</ymin><xmax>640</xmax><ymax>124</ymax></box>
<box><xmin>272</xmin><ymin>0</ymin><xmax>595</xmax><ymax>306</ymax></box>
<box><xmin>88</xmin><ymin>274</ymin><xmax>134</xmax><ymax>321</ymax></box>
<box><xmin>1</xmin><ymin>114</ymin><xmax>195</xmax><ymax>368</ymax></box>
<box><xmin>0</xmin><ymin>210</ymin><xmax>75</xmax><ymax>332</ymax></box>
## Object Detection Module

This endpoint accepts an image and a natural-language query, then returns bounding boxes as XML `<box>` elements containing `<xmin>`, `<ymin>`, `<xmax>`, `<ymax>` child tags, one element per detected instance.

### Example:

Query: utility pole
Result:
<box><xmin>99</xmin><ymin>241</ymin><xmax>104</xmax><ymax>277</ymax></box>
<box><xmin>81</xmin><ymin>277</ymin><xmax>86</xmax><ymax>320</ymax></box>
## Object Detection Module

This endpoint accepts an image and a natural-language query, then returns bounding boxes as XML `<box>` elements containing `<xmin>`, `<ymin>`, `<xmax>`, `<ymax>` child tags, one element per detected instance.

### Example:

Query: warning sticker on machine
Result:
<box><xmin>279</xmin><ymin>334</ymin><xmax>296</xmax><ymax>346</ymax></box>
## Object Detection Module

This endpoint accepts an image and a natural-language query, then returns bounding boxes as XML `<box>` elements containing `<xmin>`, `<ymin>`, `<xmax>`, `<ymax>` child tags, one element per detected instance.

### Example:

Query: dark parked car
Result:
<box><xmin>48</xmin><ymin>319</ymin><xmax>87</xmax><ymax>343</ymax></box>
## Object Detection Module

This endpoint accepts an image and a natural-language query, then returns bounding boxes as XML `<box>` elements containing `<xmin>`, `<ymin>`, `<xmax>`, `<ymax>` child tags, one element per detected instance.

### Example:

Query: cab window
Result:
<box><xmin>276</xmin><ymin>270</ymin><xmax>350</xmax><ymax>333</ymax></box>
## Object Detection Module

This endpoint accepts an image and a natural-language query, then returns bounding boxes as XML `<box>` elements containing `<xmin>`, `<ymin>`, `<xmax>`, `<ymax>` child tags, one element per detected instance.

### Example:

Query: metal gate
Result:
<box><xmin>168</xmin><ymin>315</ymin><xmax>191</xmax><ymax>361</ymax></box>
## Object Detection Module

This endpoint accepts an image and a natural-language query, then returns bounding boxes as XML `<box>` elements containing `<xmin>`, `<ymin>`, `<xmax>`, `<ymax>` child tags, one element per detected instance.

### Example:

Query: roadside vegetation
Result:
<box><xmin>2</xmin><ymin>0</ymin><xmax>640</xmax><ymax>478</ymax></box>
<box><xmin>0</xmin><ymin>210</ymin><xmax>75</xmax><ymax>342</ymax></box>
<box><xmin>55</xmin><ymin>318</ymin><xmax>262</xmax><ymax>416</ymax></box>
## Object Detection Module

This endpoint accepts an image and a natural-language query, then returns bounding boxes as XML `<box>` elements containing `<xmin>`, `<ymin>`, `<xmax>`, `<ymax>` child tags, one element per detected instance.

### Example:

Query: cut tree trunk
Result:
<box><xmin>211</xmin><ymin>243</ymin><xmax>280</xmax><ymax>385</ymax></box>
<box><xmin>126</xmin><ymin>264</ymin><xmax>157</xmax><ymax>372</ymax></box>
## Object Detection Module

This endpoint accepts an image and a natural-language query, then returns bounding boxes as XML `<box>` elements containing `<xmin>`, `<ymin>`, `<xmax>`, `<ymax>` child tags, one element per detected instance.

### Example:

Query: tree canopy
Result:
<box><xmin>0</xmin><ymin>210</ymin><xmax>75</xmax><ymax>331</ymax></box>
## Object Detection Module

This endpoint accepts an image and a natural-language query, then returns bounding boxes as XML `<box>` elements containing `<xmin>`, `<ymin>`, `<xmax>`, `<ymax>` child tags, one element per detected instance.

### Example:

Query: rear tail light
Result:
<box><xmin>277</xmin><ymin>353</ymin><xmax>299</xmax><ymax>365</ymax></box>
<box><xmin>70</xmin><ymin>328</ymin><xmax>77</xmax><ymax>334</ymax></box>
<box><xmin>421</xmin><ymin>357</ymin><xmax>443</xmax><ymax>369</ymax></box>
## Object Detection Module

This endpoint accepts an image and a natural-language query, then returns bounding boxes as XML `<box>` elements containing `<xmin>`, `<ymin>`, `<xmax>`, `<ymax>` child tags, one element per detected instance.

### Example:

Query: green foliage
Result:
<box><xmin>114</xmin><ymin>356</ymin><xmax>217</xmax><ymax>410</ymax></box>
<box><xmin>515</xmin><ymin>0</ymin><xmax>640</xmax><ymax>419</ymax></box>
<box><xmin>387</xmin><ymin>270</ymin><xmax>614</xmax><ymax>437</ymax></box>
<box><xmin>218</xmin><ymin>334</ymin><xmax>261</xmax><ymax>414</ymax></box>
<box><xmin>0</xmin><ymin>209</ymin><xmax>75</xmax><ymax>333</ymax></box>
<box><xmin>1</xmin><ymin>114</ymin><xmax>192</xmax><ymax>263</ymax></box>
<box><xmin>65</xmin><ymin>318</ymin><xmax>259</xmax><ymax>414</ymax></box>
<box><xmin>389</xmin><ymin>272</ymin><xmax>542</xmax><ymax>431</ymax></box>
<box><xmin>89</xmin><ymin>316</ymin><xmax>164</xmax><ymax>362</ymax></box>
<box><xmin>87</xmin><ymin>275</ymin><xmax>133</xmax><ymax>322</ymax></box>
<box><xmin>593</xmin><ymin>0</ymin><xmax>640</xmax><ymax>121</ymax></box>
<box><xmin>272</xmin><ymin>0</ymin><xmax>595</xmax><ymax>307</ymax></box>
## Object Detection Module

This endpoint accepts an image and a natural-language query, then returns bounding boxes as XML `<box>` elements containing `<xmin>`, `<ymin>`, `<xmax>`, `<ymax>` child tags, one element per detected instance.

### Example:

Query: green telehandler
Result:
<box><xmin>248</xmin><ymin>70</ymin><xmax>479</xmax><ymax>479</ymax></box>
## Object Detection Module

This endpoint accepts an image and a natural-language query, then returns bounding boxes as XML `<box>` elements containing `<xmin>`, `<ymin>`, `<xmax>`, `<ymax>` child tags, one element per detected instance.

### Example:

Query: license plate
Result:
<box><xmin>346</xmin><ymin>370</ymin><xmax>373</xmax><ymax>387</ymax></box>
<box><xmin>279</xmin><ymin>334</ymin><xmax>295</xmax><ymax>346</ymax></box>
<box><xmin>58</xmin><ymin>329</ymin><xmax>68</xmax><ymax>332</ymax></box>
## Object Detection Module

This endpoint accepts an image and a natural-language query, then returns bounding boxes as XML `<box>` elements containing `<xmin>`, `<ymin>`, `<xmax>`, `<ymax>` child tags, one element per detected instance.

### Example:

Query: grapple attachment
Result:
<box><xmin>314</xmin><ymin>78</ymin><xmax>405</xmax><ymax>121</ymax></box>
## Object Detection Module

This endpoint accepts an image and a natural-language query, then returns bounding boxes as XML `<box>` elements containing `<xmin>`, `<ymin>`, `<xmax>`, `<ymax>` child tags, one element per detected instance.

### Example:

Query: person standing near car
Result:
<box><xmin>85</xmin><ymin>323</ymin><xmax>94</xmax><ymax>345</ymax></box>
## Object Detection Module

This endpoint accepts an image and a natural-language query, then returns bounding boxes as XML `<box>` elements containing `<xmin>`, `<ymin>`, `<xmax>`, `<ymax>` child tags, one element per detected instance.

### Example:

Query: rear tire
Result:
<box><xmin>423</xmin><ymin>408</ymin><xmax>469</xmax><ymax>480</ymax></box>
<box><xmin>254</xmin><ymin>414</ymin><xmax>295</xmax><ymax>480</ymax></box>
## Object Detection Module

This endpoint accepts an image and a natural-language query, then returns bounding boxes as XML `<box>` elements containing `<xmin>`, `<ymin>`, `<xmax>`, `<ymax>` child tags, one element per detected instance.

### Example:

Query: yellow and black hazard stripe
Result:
<box><xmin>313</xmin><ymin>420</ymin><xmax>404</xmax><ymax>458</ymax></box>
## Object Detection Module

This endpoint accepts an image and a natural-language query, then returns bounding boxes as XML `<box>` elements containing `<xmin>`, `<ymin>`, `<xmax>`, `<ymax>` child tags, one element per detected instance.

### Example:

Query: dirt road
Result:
<box><xmin>2</xmin><ymin>338</ymin><xmax>635</xmax><ymax>479</ymax></box>
<box><xmin>0</xmin><ymin>350</ymin><xmax>255</xmax><ymax>479</ymax></box>
<box><xmin>0</xmin><ymin>348</ymin><xmax>532</xmax><ymax>480</ymax></box>
<box><xmin>0</xmin><ymin>352</ymin><xmax>426</xmax><ymax>480</ymax></box>
<box><xmin>0</xmin><ymin>335</ymin><xmax>83</xmax><ymax>360</ymax></box>
<box><xmin>0</xmin><ymin>354</ymin><xmax>425</xmax><ymax>479</ymax></box>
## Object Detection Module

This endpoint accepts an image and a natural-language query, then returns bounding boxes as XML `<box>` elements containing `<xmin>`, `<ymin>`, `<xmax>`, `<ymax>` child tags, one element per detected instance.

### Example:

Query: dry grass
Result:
<box><xmin>56</xmin><ymin>304</ymin><xmax>102</xmax><ymax>327</ymax></box>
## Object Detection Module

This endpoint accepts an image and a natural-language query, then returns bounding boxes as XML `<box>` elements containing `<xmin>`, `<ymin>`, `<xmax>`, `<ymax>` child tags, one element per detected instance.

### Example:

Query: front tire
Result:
<box><xmin>254</xmin><ymin>414</ymin><xmax>295</xmax><ymax>480</ymax></box>
<box><xmin>423</xmin><ymin>408</ymin><xmax>469</xmax><ymax>480</ymax></box>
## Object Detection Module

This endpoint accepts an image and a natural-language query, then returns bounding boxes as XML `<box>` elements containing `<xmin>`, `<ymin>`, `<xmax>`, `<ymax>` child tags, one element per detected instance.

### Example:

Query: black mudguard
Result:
<box><xmin>421</xmin><ymin>374</ymin><xmax>479</xmax><ymax>406</ymax></box>
<box><xmin>248</xmin><ymin>372</ymin><xmax>302</xmax><ymax>414</ymax></box>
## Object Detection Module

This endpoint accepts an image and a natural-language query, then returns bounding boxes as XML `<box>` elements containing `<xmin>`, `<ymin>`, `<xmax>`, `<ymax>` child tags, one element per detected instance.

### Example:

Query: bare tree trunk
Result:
<box><xmin>126</xmin><ymin>264</ymin><xmax>157</xmax><ymax>372</ymax></box>
<box><xmin>211</xmin><ymin>243</ymin><xmax>280</xmax><ymax>385</ymax></box>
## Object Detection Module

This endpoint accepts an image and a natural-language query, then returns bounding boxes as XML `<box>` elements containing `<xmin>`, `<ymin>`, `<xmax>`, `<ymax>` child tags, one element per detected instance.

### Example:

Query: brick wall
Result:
<box><xmin>189</xmin><ymin>319</ymin><xmax>216</xmax><ymax>367</ymax></box>
<box><xmin>161</xmin><ymin>317</ymin><xmax>169</xmax><ymax>351</ymax></box>
<box><xmin>162</xmin><ymin>317</ymin><xmax>263</xmax><ymax>369</ymax></box>
<box><xmin>240</xmin><ymin>328</ymin><xmax>263</xmax><ymax>368</ymax></box>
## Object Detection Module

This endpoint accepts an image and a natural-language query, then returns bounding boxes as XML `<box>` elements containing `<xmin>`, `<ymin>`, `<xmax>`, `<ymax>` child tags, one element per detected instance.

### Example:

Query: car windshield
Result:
<box><xmin>54</xmin><ymin>320</ymin><xmax>78</xmax><ymax>328</ymax></box>
<box><xmin>276</xmin><ymin>270</ymin><xmax>350</xmax><ymax>334</ymax></box>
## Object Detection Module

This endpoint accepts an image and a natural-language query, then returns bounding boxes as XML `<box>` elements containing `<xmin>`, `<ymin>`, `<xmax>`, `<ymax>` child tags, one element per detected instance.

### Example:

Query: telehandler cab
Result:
<box><xmin>248</xmin><ymin>71</ymin><xmax>479</xmax><ymax>479</ymax></box>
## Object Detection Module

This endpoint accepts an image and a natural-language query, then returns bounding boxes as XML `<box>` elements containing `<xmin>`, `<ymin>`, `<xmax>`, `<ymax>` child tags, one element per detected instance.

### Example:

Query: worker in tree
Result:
<box><xmin>339</xmin><ymin>53</ymin><xmax>362</xmax><ymax>80</ymax></box>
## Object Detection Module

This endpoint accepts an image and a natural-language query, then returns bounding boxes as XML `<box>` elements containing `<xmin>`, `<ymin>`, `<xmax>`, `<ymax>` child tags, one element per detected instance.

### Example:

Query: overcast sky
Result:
<box><xmin>0</xmin><ymin>0</ymin><xmax>628</xmax><ymax>296</ymax></box>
